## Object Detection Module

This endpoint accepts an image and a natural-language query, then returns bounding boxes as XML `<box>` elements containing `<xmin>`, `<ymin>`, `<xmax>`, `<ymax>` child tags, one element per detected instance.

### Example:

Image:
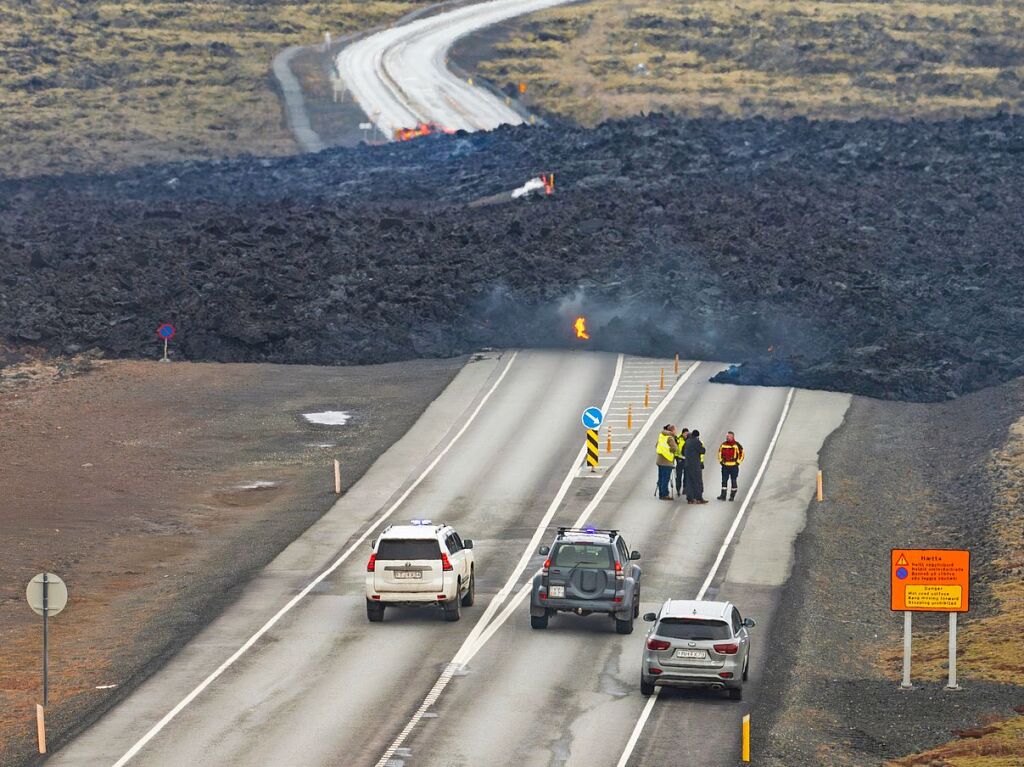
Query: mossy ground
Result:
<box><xmin>0</xmin><ymin>1</ymin><xmax>430</xmax><ymax>178</ymax></box>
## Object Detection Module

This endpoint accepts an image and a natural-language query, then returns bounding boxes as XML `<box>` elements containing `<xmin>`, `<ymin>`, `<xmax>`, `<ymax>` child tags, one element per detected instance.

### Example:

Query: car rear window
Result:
<box><xmin>553</xmin><ymin>543</ymin><xmax>613</xmax><ymax>569</ymax></box>
<box><xmin>657</xmin><ymin>618</ymin><xmax>732</xmax><ymax>640</ymax></box>
<box><xmin>376</xmin><ymin>539</ymin><xmax>441</xmax><ymax>560</ymax></box>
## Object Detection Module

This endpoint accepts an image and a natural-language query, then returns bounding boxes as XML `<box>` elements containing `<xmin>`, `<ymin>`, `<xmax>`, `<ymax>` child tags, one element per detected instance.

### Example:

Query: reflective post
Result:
<box><xmin>900</xmin><ymin>610</ymin><xmax>913</xmax><ymax>689</ymax></box>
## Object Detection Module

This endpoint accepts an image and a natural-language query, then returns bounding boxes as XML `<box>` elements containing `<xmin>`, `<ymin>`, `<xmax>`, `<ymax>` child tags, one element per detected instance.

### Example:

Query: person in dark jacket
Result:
<box><xmin>674</xmin><ymin>427</ymin><xmax>690</xmax><ymax>499</ymax></box>
<box><xmin>683</xmin><ymin>429</ymin><xmax>707</xmax><ymax>504</ymax></box>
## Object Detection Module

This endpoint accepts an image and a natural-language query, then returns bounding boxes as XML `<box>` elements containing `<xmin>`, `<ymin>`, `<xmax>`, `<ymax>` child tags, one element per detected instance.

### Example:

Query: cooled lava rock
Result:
<box><xmin>1</xmin><ymin>114</ymin><xmax>1022</xmax><ymax>402</ymax></box>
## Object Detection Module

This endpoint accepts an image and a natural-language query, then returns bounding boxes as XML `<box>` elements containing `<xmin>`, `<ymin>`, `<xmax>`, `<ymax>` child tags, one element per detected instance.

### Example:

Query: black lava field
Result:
<box><xmin>2</xmin><ymin>114</ymin><xmax>1023</xmax><ymax>401</ymax></box>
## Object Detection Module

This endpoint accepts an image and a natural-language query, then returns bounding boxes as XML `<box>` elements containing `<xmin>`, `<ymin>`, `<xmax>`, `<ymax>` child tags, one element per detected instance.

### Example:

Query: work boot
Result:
<box><xmin>729</xmin><ymin>490</ymin><xmax>737</xmax><ymax>501</ymax></box>
<box><xmin>717</xmin><ymin>490</ymin><xmax>727</xmax><ymax>501</ymax></box>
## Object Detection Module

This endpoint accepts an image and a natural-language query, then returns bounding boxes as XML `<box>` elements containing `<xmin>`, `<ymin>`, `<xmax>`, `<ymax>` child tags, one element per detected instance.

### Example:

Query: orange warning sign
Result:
<box><xmin>890</xmin><ymin>549</ymin><xmax>970</xmax><ymax>612</ymax></box>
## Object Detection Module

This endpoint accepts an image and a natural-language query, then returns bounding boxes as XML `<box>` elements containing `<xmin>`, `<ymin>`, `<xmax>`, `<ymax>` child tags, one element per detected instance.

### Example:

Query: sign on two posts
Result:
<box><xmin>890</xmin><ymin>549</ymin><xmax>970</xmax><ymax>690</ymax></box>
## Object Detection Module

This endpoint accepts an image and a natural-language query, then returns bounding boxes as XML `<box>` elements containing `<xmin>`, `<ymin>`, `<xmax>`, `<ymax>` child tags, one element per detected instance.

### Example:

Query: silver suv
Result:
<box><xmin>641</xmin><ymin>599</ymin><xmax>755</xmax><ymax>699</ymax></box>
<box><xmin>530</xmin><ymin>527</ymin><xmax>642</xmax><ymax>634</ymax></box>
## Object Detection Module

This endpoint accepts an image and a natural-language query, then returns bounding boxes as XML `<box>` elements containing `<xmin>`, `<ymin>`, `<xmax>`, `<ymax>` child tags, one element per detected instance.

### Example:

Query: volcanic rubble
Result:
<box><xmin>1</xmin><ymin>114</ymin><xmax>1023</xmax><ymax>402</ymax></box>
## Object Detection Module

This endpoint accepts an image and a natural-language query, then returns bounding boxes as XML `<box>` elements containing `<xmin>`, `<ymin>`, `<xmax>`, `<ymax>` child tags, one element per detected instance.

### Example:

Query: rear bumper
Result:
<box><xmin>642</xmin><ymin>660</ymin><xmax>742</xmax><ymax>689</ymax></box>
<box><xmin>367</xmin><ymin>589</ymin><xmax>455</xmax><ymax>605</ymax></box>
<box><xmin>530</xmin><ymin>576</ymin><xmax>636</xmax><ymax>619</ymax></box>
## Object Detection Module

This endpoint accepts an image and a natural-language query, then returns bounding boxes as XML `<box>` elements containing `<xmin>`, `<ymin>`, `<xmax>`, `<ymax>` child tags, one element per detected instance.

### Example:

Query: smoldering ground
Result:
<box><xmin>2</xmin><ymin>113</ymin><xmax>1023</xmax><ymax>401</ymax></box>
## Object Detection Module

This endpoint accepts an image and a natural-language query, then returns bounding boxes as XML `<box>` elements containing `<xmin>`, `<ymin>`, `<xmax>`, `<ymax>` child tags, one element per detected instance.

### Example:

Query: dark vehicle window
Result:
<box><xmin>452</xmin><ymin>533</ymin><xmax>464</xmax><ymax>551</ymax></box>
<box><xmin>445</xmin><ymin>534</ymin><xmax>461</xmax><ymax>553</ymax></box>
<box><xmin>731</xmin><ymin>608</ymin><xmax>742</xmax><ymax>634</ymax></box>
<box><xmin>377</xmin><ymin>539</ymin><xmax>442</xmax><ymax>560</ymax></box>
<box><xmin>617</xmin><ymin>539</ymin><xmax>629</xmax><ymax>562</ymax></box>
<box><xmin>553</xmin><ymin>543</ymin><xmax>613</xmax><ymax>569</ymax></box>
<box><xmin>657</xmin><ymin>618</ymin><xmax>732</xmax><ymax>640</ymax></box>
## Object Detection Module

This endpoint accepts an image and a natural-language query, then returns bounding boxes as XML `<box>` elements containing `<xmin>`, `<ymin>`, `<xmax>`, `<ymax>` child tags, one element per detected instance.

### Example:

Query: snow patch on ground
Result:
<box><xmin>303</xmin><ymin>411</ymin><xmax>351</xmax><ymax>425</ymax></box>
<box><xmin>237</xmin><ymin>480</ymin><xmax>278</xmax><ymax>490</ymax></box>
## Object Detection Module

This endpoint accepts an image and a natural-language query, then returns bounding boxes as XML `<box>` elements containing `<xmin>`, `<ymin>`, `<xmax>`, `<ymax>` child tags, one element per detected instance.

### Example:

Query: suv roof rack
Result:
<box><xmin>556</xmin><ymin>526</ymin><xmax>618</xmax><ymax>538</ymax></box>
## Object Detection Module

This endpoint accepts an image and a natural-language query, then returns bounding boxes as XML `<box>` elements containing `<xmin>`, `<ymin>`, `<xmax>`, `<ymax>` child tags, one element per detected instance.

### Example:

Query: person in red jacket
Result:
<box><xmin>717</xmin><ymin>432</ymin><xmax>745</xmax><ymax>501</ymax></box>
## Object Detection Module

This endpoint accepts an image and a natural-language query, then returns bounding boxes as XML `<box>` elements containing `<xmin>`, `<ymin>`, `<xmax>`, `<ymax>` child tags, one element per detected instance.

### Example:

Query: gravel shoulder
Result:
<box><xmin>752</xmin><ymin>379</ymin><xmax>1024</xmax><ymax>765</ymax></box>
<box><xmin>0</xmin><ymin>356</ymin><xmax>462</xmax><ymax>766</ymax></box>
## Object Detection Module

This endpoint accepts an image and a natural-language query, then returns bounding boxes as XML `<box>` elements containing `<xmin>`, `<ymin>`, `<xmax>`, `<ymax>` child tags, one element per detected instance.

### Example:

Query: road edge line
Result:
<box><xmin>614</xmin><ymin>385</ymin><xmax>796</xmax><ymax>767</ymax></box>
<box><xmin>109</xmin><ymin>351</ymin><xmax>520</xmax><ymax>767</ymax></box>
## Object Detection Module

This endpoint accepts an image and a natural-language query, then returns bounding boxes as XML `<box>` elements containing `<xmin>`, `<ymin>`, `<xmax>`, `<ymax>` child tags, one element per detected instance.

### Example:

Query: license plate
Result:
<box><xmin>675</xmin><ymin>649</ymin><xmax>706</xmax><ymax>659</ymax></box>
<box><xmin>394</xmin><ymin>570</ymin><xmax>422</xmax><ymax>580</ymax></box>
<box><xmin>549</xmin><ymin>585</ymin><xmax>565</xmax><ymax>598</ymax></box>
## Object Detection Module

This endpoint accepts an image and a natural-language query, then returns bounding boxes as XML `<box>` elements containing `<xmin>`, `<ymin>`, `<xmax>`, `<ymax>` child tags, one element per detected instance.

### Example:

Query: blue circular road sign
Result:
<box><xmin>581</xmin><ymin>406</ymin><xmax>604</xmax><ymax>429</ymax></box>
<box><xmin>156</xmin><ymin>323</ymin><xmax>176</xmax><ymax>340</ymax></box>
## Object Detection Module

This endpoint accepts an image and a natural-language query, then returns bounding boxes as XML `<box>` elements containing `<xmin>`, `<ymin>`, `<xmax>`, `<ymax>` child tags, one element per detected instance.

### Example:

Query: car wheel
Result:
<box><xmin>366</xmin><ymin>600</ymin><xmax>385</xmax><ymax>623</ymax></box>
<box><xmin>530</xmin><ymin>614</ymin><xmax>549</xmax><ymax>629</ymax></box>
<box><xmin>742</xmin><ymin>653</ymin><xmax>749</xmax><ymax>682</ymax></box>
<box><xmin>615</xmin><ymin>616</ymin><xmax>634</xmax><ymax>635</ymax></box>
<box><xmin>633</xmin><ymin>590</ymin><xmax>641</xmax><ymax>618</ymax></box>
<box><xmin>443</xmin><ymin>587</ymin><xmax>461</xmax><ymax>622</ymax></box>
<box><xmin>728</xmin><ymin>686</ymin><xmax>743</xmax><ymax>701</ymax></box>
<box><xmin>640</xmin><ymin>677</ymin><xmax>655</xmax><ymax>696</ymax></box>
<box><xmin>461</xmin><ymin>570</ymin><xmax>475</xmax><ymax>607</ymax></box>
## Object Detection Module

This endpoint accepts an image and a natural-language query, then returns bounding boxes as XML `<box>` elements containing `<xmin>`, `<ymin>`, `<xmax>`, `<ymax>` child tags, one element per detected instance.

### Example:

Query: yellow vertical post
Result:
<box><xmin>606</xmin><ymin>426</ymin><xmax>612</xmax><ymax>454</ymax></box>
<box><xmin>674</xmin><ymin>354</ymin><xmax>680</xmax><ymax>375</ymax></box>
<box><xmin>643</xmin><ymin>384</ymin><xmax>650</xmax><ymax>408</ymax></box>
<box><xmin>659</xmin><ymin>368</ymin><xmax>665</xmax><ymax>390</ymax></box>
<box><xmin>37</xmin><ymin>705</ymin><xmax>46</xmax><ymax>754</ymax></box>
<box><xmin>816</xmin><ymin>470</ymin><xmax>824</xmax><ymax>502</ymax></box>
<box><xmin>742</xmin><ymin>714</ymin><xmax>750</xmax><ymax>762</ymax></box>
<box><xmin>334</xmin><ymin>459</ymin><xmax>342</xmax><ymax>495</ymax></box>
<box><xmin>627</xmin><ymin>404</ymin><xmax>633</xmax><ymax>430</ymax></box>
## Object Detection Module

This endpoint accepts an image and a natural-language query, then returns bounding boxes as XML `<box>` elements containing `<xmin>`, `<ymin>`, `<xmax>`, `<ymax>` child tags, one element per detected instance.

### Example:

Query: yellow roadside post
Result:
<box><xmin>644</xmin><ymin>384</ymin><xmax>650</xmax><ymax>408</ymax></box>
<box><xmin>627</xmin><ymin>404</ymin><xmax>633</xmax><ymax>430</ymax></box>
<box><xmin>334</xmin><ymin>459</ymin><xmax>342</xmax><ymax>495</ymax></box>
<box><xmin>586</xmin><ymin>429</ymin><xmax>599</xmax><ymax>471</ymax></box>
<box><xmin>816</xmin><ymin>469</ymin><xmax>824</xmax><ymax>502</ymax></box>
<box><xmin>742</xmin><ymin>714</ymin><xmax>750</xmax><ymax>762</ymax></box>
<box><xmin>606</xmin><ymin>426</ymin><xmax>612</xmax><ymax>454</ymax></box>
<box><xmin>674</xmin><ymin>353</ymin><xmax>680</xmax><ymax>375</ymax></box>
<box><xmin>36</xmin><ymin>705</ymin><xmax>46</xmax><ymax>754</ymax></box>
<box><xmin>660</xmin><ymin>368</ymin><xmax>665</xmax><ymax>390</ymax></box>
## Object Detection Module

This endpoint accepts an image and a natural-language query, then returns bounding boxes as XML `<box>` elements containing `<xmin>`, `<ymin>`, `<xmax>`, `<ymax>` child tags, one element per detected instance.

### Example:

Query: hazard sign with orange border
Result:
<box><xmin>890</xmin><ymin>549</ymin><xmax>970</xmax><ymax>612</ymax></box>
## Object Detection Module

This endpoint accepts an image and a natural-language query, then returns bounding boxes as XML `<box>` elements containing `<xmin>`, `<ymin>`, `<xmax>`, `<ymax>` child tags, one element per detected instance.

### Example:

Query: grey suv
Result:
<box><xmin>640</xmin><ymin>599</ymin><xmax>755</xmax><ymax>699</ymax></box>
<box><xmin>530</xmin><ymin>527</ymin><xmax>641</xmax><ymax>634</ymax></box>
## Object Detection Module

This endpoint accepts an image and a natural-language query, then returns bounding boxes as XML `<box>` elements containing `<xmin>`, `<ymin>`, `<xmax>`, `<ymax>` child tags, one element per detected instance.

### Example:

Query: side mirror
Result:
<box><xmin>463</xmin><ymin>539</ymin><xmax>473</xmax><ymax>550</ymax></box>
<box><xmin>369</xmin><ymin>538</ymin><xmax>376</xmax><ymax>549</ymax></box>
<box><xmin>743</xmin><ymin>617</ymin><xmax>756</xmax><ymax>628</ymax></box>
<box><xmin>538</xmin><ymin>545</ymin><xmax>550</xmax><ymax>556</ymax></box>
<box><xmin>642</xmin><ymin>612</ymin><xmax>657</xmax><ymax>622</ymax></box>
<box><xmin>629</xmin><ymin>551</ymin><xmax>641</xmax><ymax>561</ymax></box>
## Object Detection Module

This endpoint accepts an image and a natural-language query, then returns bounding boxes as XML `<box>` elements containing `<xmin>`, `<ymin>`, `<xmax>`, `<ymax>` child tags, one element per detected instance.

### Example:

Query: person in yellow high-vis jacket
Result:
<box><xmin>655</xmin><ymin>425</ymin><xmax>678</xmax><ymax>500</ymax></box>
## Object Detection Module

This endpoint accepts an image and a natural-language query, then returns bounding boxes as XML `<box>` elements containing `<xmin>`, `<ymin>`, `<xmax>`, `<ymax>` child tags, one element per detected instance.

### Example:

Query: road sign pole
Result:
<box><xmin>42</xmin><ymin>574</ymin><xmax>49</xmax><ymax>706</ymax></box>
<box><xmin>162</xmin><ymin>337</ymin><xmax>169</xmax><ymax>362</ymax></box>
<box><xmin>947</xmin><ymin>612</ymin><xmax>960</xmax><ymax>690</ymax></box>
<box><xmin>900</xmin><ymin>610</ymin><xmax>912</xmax><ymax>689</ymax></box>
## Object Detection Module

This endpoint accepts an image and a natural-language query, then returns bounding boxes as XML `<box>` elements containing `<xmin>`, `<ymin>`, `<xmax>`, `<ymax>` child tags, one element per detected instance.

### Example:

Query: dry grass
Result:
<box><xmin>0</xmin><ymin>1</ymin><xmax>431</xmax><ymax>178</ymax></box>
<box><xmin>880</xmin><ymin>414</ymin><xmax>1024</xmax><ymax>766</ymax></box>
<box><xmin>477</xmin><ymin>0</ymin><xmax>1024</xmax><ymax>125</ymax></box>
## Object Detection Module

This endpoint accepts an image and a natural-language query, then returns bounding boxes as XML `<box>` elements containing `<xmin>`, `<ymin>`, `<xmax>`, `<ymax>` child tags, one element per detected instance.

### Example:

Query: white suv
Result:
<box><xmin>365</xmin><ymin>520</ymin><xmax>475</xmax><ymax>622</ymax></box>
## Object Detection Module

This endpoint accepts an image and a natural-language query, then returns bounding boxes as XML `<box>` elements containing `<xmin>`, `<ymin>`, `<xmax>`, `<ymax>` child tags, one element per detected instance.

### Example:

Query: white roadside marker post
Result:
<box><xmin>946</xmin><ymin>612</ymin><xmax>960</xmax><ymax>690</ymax></box>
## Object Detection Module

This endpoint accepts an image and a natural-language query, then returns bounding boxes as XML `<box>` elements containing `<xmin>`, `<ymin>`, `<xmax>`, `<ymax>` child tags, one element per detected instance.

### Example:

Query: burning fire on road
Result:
<box><xmin>392</xmin><ymin>122</ymin><xmax>454</xmax><ymax>141</ymax></box>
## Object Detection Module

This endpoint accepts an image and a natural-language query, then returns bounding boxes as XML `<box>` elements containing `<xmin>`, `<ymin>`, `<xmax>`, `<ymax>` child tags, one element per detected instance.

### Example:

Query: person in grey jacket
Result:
<box><xmin>683</xmin><ymin>429</ymin><xmax>707</xmax><ymax>504</ymax></box>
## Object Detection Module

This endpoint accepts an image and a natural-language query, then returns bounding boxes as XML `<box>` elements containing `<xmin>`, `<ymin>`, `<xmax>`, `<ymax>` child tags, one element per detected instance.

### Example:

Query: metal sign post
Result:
<box><xmin>26</xmin><ymin>573</ymin><xmax>68</xmax><ymax>708</ymax></box>
<box><xmin>156</xmin><ymin>323</ymin><xmax>176</xmax><ymax>361</ymax></box>
<box><xmin>900</xmin><ymin>611</ymin><xmax>913</xmax><ymax>689</ymax></box>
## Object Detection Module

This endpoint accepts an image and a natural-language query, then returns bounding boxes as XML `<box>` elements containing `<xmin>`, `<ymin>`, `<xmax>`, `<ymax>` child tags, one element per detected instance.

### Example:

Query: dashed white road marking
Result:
<box><xmin>373</xmin><ymin>360</ymin><xmax>699</xmax><ymax>767</ymax></box>
<box><xmin>614</xmin><ymin>386</ymin><xmax>796</xmax><ymax>767</ymax></box>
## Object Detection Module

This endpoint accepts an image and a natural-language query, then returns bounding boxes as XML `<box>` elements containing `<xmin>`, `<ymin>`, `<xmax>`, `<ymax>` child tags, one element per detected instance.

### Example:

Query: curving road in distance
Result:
<box><xmin>337</xmin><ymin>0</ymin><xmax>574</xmax><ymax>139</ymax></box>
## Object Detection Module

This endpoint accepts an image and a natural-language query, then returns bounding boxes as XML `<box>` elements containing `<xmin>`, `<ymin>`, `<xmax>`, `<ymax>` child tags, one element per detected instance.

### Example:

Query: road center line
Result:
<box><xmin>109</xmin><ymin>351</ymin><xmax>521</xmax><ymax>767</ymax></box>
<box><xmin>614</xmin><ymin>386</ymin><xmax>796</xmax><ymax>767</ymax></box>
<box><xmin>374</xmin><ymin>360</ymin><xmax>699</xmax><ymax>767</ymax></box>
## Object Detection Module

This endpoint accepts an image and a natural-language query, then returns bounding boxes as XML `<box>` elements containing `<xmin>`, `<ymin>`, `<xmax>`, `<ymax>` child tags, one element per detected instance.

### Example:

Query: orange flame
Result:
<box><xmin>574</xmin><ymin>316</ymin><xmax>589</xmax><ymax>340</ymax></box>
<box><xmin>392</xmin><ymin>122</ymin><xmax>456</xmax><ymax>142</ymax></box>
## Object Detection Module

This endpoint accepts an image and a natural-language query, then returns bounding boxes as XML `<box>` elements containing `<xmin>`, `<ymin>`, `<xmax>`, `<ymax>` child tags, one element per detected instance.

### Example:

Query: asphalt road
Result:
<box><xmin>49</xmin><ymin>350</ymin><xmax>849</xmax><ymax>767</ymax></box>
<box><xmin>336</xmin><ymin>0</ymin><xmax>574</xmax><ymax>139</ymax></box>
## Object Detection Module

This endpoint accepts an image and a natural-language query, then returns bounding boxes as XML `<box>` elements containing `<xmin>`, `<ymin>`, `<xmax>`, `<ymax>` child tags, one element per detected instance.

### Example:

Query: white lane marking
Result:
<box><xmin>109</xmin><ymin>351</ymin><xmax>521</xmax><ymax>767</ymax></box>
<box><xmin>614</xmin><ymin>386</ymin><xmax>796</xmax><ymax>767</ymax></box>
<box><xmin>374</xmin><ymin>360</ymin><xmax>699</xmax><ymax>767</ymax></box>
<box><xmin>455</xmin><ymin>362</ymin><xmax>702</xmax><ymax>665</ymax></box>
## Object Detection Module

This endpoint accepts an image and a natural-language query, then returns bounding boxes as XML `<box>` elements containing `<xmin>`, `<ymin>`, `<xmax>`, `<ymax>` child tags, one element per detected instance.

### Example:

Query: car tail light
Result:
<box><xmin>713</xmin><ymin>643</ymin><xmax>739</xmax><ymax>655</ymax></box>
<box><xmin>542</xmin><ymin>558</ymin><xmax>551</xmax><ymax>576</ymax></box>
<box><xmin>539</xmin><ymin>592</ymin><xmax>547</xmax><ymax>600</ymax></box>
<box><xmin>649</xmin><ymin>668</ymin><xmax>662</xmax><ymax>675</ymax></box>
<box><xmin>441</xmin><ymin>553</ymin><xmax>453</xmax><ymax>571</ymax></box>
<box><xmin>437</xmin><ymin>595</ymin><xmax>446</xmax><ymax>600</ymax></box>
<box><xmin>647</xmin><ymin>638</ymin><xmax>671</xmax><ymax>651</ymax></box>
<box><xmin>613</xmin><ymin>596</ymin><xmax>622</xmax><ymax>603</ymax></box>
<box><xmin>615</xmin><ymin>561</ymin><xmax>624</xmax><ymax>580</ymax></box>
<box><xmin>366</xmin><ymin>554</ymin><xmax>376</xmax><ymax>572</ymax></box>
<box><xmin>718</xmin><ymin>672</ymin><xmax>734</xmax><ymax>679</ymax></box>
